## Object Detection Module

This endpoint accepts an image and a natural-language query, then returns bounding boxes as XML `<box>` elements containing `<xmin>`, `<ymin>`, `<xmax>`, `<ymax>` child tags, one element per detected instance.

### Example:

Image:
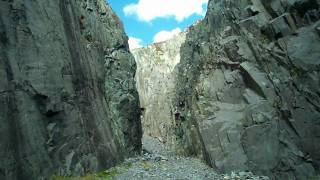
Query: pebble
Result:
<box><xmin>111</xmin><ymin>153</ymin><xmax>270</xmax><ymax>180</ymax></box>
<box><xmin>109</xmin><ymin>135</ymin><xmax>271</xmax><ymax>180</ymax></box>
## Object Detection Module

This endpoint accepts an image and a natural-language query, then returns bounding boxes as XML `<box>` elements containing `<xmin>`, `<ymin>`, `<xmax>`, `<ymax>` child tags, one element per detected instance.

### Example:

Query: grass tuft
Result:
<box><xmin>50</xmin><ymin>162</ymin><xmax>133</xmax><ymax>180</ymax></box>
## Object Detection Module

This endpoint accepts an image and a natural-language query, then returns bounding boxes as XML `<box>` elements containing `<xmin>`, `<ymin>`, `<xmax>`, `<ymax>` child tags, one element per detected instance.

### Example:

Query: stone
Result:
<box><xmin>168</xmin><ymin>0</ymin><xmax>320</xmax><ymax>179</ymax></box>
<box><xmin>132</xmin><ymin>32</ymin><xmax>186</xmax><ymax>148</ymax></box>
<box><xmin>154</xmin><ymin>157</ymin><xmax>162</xmax><ymax>162</ymax></box>
<box><xmin>316</xmin><ymin>25</ymin><xmax>320</xmax><ymax>35</ymax></box>
<box><xmin>287</xmin><ymin>25</ymin><xmax>320</xmax><ymax>70</ymax></box>
<box><xmin>0</xmin><ymin>0</ymin><xmax>141</xmax><ymax>179</ymax></box>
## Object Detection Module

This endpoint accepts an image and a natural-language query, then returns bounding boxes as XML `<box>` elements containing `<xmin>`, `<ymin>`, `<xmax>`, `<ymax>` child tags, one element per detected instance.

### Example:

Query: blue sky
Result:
<box><xmin>107</xmin><ymin>0</ymin><xmax>208</xmax><ymax>49</ymax></box>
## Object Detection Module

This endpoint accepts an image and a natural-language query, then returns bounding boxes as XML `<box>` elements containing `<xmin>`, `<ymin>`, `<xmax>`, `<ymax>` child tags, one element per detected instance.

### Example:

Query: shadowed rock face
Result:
<box><xmin>0</xmin><ymin>0</ymin><xmax>141</xmax><ymax>179</ymax></box>
<box><xmin>172</xmin><ymin>0</ymin><xmax>320</xmax><ymax>179</ymax></box>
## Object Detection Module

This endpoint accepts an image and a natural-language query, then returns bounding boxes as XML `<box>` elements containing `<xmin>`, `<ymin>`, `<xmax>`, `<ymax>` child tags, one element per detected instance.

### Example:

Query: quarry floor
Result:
<box><xmin>97</xmin><ymin>136</ymin><xmax>271</xmax><ymax>180</ymax></box>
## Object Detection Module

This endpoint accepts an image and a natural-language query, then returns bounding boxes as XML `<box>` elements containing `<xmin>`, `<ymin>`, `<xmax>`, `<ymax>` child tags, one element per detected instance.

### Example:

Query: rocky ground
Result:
<box><xmin>92</xmin><ymin>136</ymin><xmax>270</xmax><ymax>180</ymax></box>
<box><xmin>111</xmin><ymin>154</ymin><xmax>269</xmax><ymax>180</ymax></box>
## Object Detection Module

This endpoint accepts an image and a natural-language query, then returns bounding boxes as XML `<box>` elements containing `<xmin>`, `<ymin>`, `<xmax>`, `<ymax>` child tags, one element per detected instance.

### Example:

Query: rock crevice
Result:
<box><xmin>134</xmin><ymin>0</ymin><xmax>320</xmax><ymax>179</ymax></box>
<box><xmin>133</xmin><ymin>32</ymin><xmax>186</xmax><ymax>146</ymax></box>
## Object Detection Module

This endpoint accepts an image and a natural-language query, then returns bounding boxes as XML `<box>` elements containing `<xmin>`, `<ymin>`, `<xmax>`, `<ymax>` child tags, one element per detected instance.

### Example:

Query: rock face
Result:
<box><xmin>133</xmin><ymin>33</ymin><xmax>186</xmax><ymax>144</ymax></box>
<box><xmin>0</xmin><ymin>0</ymin><xmax>141</xmax><ymax>179</ymax></box>
<box><xmin>172</xmin><ymin>0</ymin><xmax>320</xmax><ymax>179</ymax></box>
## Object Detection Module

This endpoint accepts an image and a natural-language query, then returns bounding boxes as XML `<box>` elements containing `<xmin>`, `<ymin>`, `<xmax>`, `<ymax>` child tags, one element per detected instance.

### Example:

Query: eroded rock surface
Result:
<box><xmin>0</xmin><ymin>0</ymin><xmax>141</xmax><ymax>179</ymax></box>
<box><xmin>133</xmin><ymin>33</ymin><xmax>186</xmax><ymax>145</ymax></box>
<box><xmin>172</xmin><ymin>0</ymin><xmax>320</xmax><ymax>179</ymax></box>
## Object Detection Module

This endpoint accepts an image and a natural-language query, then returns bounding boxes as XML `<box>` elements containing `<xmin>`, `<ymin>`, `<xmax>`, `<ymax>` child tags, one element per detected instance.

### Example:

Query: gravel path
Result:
<box><xmin>112</xmin><ymin>154</ymin><xmax>269</xmax><ymax>180</ymax></box>
<box><xmin>101</xmin><ymin>136</ymin><xmax>270</xmax><ymax>180</ymax></box>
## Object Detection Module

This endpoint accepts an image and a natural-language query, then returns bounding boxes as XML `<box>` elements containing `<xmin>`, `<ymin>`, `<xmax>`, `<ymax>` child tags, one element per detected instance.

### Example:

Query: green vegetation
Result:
<box><xmin>50</xmin><ymin>162</ymin><xmax>133</xmax><ymax>180</ymax></box>
<box><xmin>310</xmin><ymin>175</ymin><xmax>320</xmax><ymax>180</ymax></box>
<box><xmin>140</xmin><ymin>160</ymin><xmax>152</xmax><ymax>171</ymax></box>
<box><xmin>290</xmin><ymin>66</ymin><xmax>305</xmax><ymax>77</ymax></box>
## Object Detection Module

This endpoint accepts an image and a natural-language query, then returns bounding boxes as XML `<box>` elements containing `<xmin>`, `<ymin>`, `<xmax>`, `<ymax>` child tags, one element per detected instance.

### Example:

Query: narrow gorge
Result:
<box><xmin>134</xmin><ymin>0</ymin><xmax>320</xmax><ymax>179</ymax></box>
<box><xmin>0</xmin><ymin>0</ymin><xmax>320</xmax><ymax>179</ymax></box>
<box><xmin>133</xmin><ymin>32</ymin><xmax>186</xmax><ymax>149</ymax></box>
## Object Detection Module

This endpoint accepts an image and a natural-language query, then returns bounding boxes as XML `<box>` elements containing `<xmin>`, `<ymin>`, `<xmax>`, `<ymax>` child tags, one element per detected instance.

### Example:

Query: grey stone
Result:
<box><xmin>167</xmin><ymin>0</ymin><xmax>320</xmax><ymax>179</ymax></box>
<box><xmin>316</xmin><ymin>23</ymin><xmax>320</xmax><ymax>35</ymax></box>
<box><xmin>287</xmin><ymin>24</ymin><xmax>320</xmax><ymax>70</ymax></box>
<box><xmin>132</xmin><ymin>32</ymin><xmax>186</xmax><ymax>149</ymax></box>
<box><xmin>0</xmin><ymin>0</ymin><xmax>141</xmax><ymax>179</ymax></box>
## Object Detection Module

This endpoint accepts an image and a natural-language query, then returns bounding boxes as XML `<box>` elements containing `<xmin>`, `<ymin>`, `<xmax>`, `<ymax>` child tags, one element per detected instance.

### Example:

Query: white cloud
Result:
<box><xmin>128</xmin><ymin>37</ymin><xmax>143</xmax><ymax>50</ymax></box>
<box><xmin>124</xmin><ymin>0</ymin><xmax>208</xmax><ymax>22</ymax></box>
<box><xmin>153</xmin><ymin>28</ymin><xmax>182</xmax><ymax>43</ymax></box>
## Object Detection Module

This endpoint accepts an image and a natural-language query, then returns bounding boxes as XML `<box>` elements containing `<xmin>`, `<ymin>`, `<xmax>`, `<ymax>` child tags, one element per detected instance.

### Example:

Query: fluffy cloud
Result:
<box><xmin>128</xmin><ymin>37</ymin><xmax>143</xmax><ymax>50</ymax></box>
<box><xmin>124</xmin><ymin>0</ymin><xmax>208</xmax><ymax>22</ymax></box>
<box><xmin>153</xmin><ymin>28</ymin><xmax>182</xmax><ymax>43</ymax></box>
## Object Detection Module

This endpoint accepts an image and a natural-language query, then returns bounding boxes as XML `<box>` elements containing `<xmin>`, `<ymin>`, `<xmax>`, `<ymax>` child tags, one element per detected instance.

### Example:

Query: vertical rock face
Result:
<box><xmin>0</xmin><ymin>0</ymin><xmax>141</xmax><ymax>179</ymax></box>
<box><xmin>173</xmin><ymin>0</ymin><xmax>320</xmax><ymax>179</ymax></box>
<box><xmin>133</xmin><ymin>33</ymin><xmax>186</xmax><ymax>145</ymax></box>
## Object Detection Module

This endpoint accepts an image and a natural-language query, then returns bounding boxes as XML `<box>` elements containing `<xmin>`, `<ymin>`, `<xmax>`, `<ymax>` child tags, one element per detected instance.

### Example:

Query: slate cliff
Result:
<box><xmin>173</xmin><ymin>0</ymin><xmax>320</xmax><ymax>179</ymax></box>
<box><xmin>0</xmin><ymin>0</ymin><xmax>141</xmax><ymax>179</ymax></box>
<box><xmin>133</xmin><ymin>32</ymin><xmax>186</xmax><ymax>146</ymax></box>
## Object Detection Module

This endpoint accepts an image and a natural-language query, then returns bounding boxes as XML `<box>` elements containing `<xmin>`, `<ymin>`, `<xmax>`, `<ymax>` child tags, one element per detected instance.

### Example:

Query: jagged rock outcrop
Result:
<box><xmin>133</xmin><ymin>33</ymin><xmax>186</xmax><ymax>145</ymax></box>
<box><xmin>0</xmin><ymin>0</ymin><xmax>141</xmax><ymax>179</ymax></box>
<box><xmin>172</xmin><ymin>0</ymin><xmax>320</xmax><ymax>179</ymax></box>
